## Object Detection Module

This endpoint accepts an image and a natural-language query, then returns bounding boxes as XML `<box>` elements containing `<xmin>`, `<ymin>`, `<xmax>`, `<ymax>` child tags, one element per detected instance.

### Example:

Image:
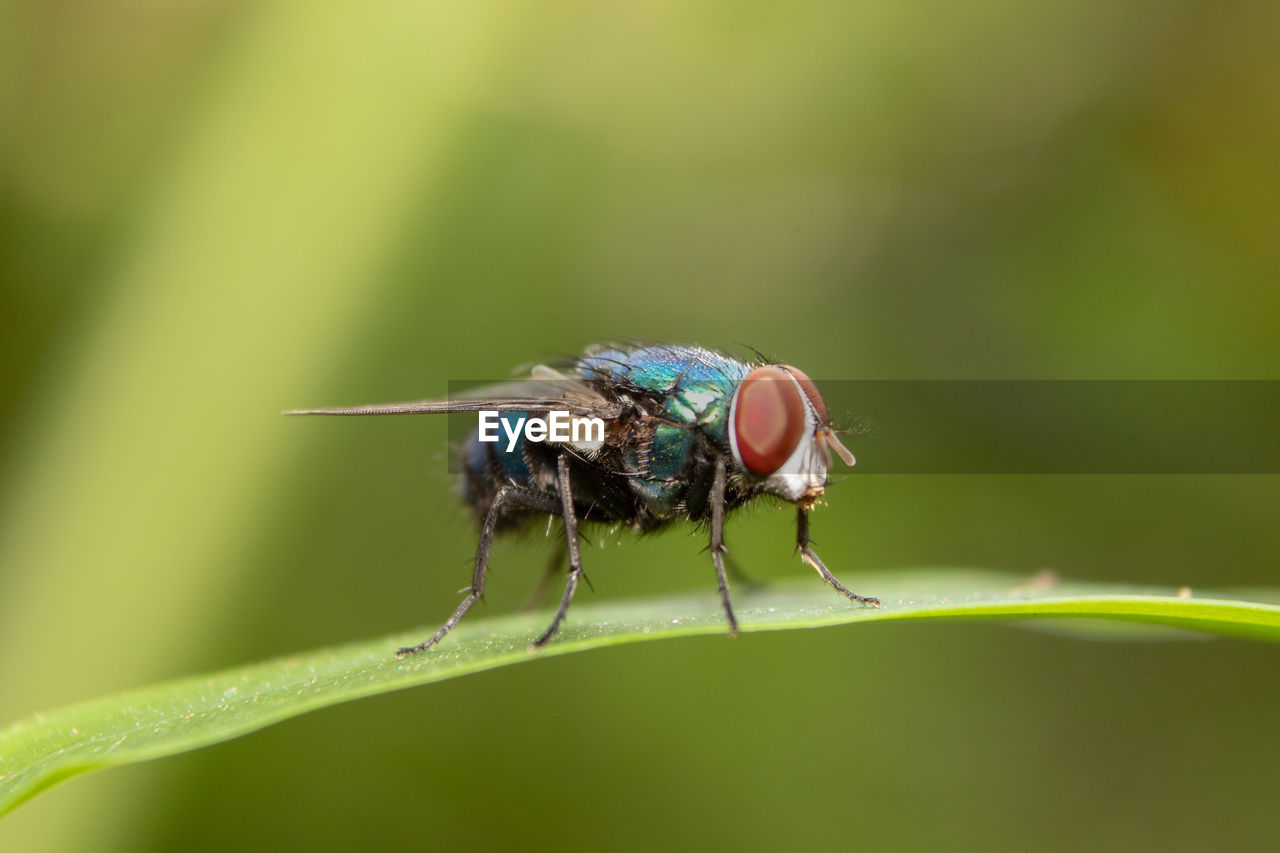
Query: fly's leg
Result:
<box><xmin>796</xmin><ymin>506</ymin><xmax>880</xmax><ymax>607</ymax></box>
<box><xmin>532</xmin><ymin>454</ymin><xmax>585</xmax><ymax>648</ymax></box>
<box><xmin>710</xmin><ymin>455</ymin><xmax>741</xmax><ymax>636</ymax></box>
<box><xmin>397</xmin><ymin>485</ymin><xmax>560</xmax><ymax>658</ymax></box>
<box><xmin>522</xmin><ymin>537</ymin><xmax>567</xmax><ymax>611</ymax></box>
<box><xmin>723</xmin><ymin>552</ymin><xmax>764</xmax><ymax>591</ymax></box>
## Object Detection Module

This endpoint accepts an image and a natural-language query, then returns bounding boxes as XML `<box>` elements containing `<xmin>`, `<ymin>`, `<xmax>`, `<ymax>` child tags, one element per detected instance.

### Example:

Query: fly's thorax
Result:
<box><xmin>727</xmin><ymin>365</ymin><xmax>856</xmax><ymax>504</ymax></box>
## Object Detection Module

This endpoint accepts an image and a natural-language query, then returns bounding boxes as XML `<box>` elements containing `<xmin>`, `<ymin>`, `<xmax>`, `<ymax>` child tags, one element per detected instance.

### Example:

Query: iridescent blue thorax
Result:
<box><xmin>578</xmin><ymin>344</ymin><xmax>749</xmax><ymax>450</ymax></box>
<box><xmin>576</xmin><ymin>345</ymin><xmax>752</xmax><ymax>517</ymax></box>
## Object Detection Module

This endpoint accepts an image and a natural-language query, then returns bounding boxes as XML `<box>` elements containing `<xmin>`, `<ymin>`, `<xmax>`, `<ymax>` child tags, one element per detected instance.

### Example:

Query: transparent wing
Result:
<box><xmin>285</xmin><ymin>375</ymin><xmax>623</xmax><ymax>419</ymax></box>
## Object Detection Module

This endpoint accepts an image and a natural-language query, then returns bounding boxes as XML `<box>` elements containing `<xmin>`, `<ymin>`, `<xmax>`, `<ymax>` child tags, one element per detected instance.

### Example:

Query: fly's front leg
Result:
<box><xmin>531</xmin><ymin>454</ymin><xmax>586</xmax><ymax>648</ymax></box>
<box><xmin>710</xmin><ymin>455</ymin><xmax>740</xmax><ymax>636</ymax></box>
<box><xmin>796</xmin><ymin>506</ymin><xmax>880</xmax><ymax>607</ymax></box>
<box><xmin>397</xmin><ymin>485</ymin><xmax>560</xmax><ymax>658</ymax></box>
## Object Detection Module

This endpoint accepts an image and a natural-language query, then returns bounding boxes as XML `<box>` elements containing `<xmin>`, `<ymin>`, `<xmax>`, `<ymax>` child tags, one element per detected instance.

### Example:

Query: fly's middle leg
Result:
<box><xmin>709</xmin><ymin>455</ymin><xmax>740</xmax><ymax>636</ymax></box>
<box><xmin>531</xmin><ymin>453</ymin><xmax>585</xmax><ymax>648</ymax></box>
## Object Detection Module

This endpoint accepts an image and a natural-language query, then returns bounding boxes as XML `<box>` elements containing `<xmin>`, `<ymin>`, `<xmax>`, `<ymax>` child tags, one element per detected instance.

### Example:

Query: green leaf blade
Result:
<box><xmin>2</xmin><ymin>569</ymin><xmax>1278</xmax><ymax>816</ymax></box>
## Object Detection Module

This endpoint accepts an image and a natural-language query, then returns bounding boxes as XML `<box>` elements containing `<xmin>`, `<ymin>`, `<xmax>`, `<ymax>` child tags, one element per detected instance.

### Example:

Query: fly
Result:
<box><xmin>288</xmin><ymin>343</ymin><xmax>879</xmax><ymax>657</ymax></box>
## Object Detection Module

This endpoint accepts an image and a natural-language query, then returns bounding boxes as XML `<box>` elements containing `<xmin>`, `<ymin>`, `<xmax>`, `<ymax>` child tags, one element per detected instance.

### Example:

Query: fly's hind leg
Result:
<box><xmin>397</xmin><ymin>485</ymin><xmax>560</xmax><ymax>658</ymax></box>
<box><xmin>531</xmin><ymin>454</ymin><xmax>585</xmax><ymax>648</ymax></box>
<box><xmin>796</xmin><ymin>506</ymin><xmax>880</xmax><ymax>607</ymax></box>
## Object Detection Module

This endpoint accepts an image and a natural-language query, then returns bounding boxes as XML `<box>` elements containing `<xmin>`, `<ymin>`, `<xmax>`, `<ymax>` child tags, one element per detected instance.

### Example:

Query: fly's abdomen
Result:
<box><xmin>458</xmin><ymin>412</ymin><xmax>534</xmax><ymax>519</ymax></box>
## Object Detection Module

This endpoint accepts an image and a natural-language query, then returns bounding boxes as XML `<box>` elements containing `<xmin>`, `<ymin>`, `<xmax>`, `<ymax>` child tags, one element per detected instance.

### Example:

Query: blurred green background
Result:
<box><xmin>2</xmin><ymin>1</ymin><xmax>1278</xmax><ymax>850</ymax></box>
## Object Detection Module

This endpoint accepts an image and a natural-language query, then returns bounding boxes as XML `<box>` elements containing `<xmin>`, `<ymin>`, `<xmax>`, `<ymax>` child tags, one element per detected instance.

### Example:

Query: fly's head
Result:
<box><xmin>727</xmin><ymin>365</ymin><xmax>855</xmax><ymax>508</ymax></box>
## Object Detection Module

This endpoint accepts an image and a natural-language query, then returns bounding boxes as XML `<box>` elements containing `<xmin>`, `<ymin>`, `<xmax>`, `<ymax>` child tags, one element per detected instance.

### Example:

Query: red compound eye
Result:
<box><xmin>779</xmin><ymin>365</ymin><xmax>830</xmax><ymax>425</ymax></box>
<box><xmin>733</xmin><ymin>366</ymin><xmax>806</xmax><ymax>475</ymax></box>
